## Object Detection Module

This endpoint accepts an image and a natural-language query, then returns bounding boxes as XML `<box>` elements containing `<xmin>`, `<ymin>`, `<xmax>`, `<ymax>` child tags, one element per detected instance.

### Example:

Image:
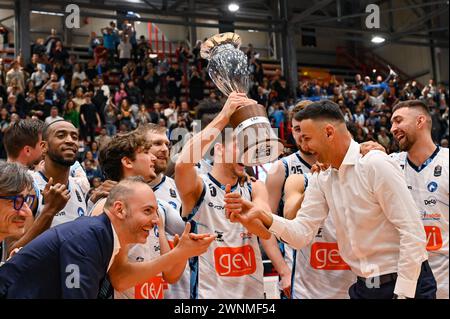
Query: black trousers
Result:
<box><xmin>349</xmin><ymin>261</ymin><xmax>437</xmax><ymax>299</ymax></box>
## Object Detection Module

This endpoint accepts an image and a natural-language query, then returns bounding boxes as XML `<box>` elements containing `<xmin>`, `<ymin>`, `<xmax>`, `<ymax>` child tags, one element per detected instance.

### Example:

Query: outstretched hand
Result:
<box><xmin>173</xmin><ymin>222</ymin><xmax>216</xmax><ymax>259</ymax></box>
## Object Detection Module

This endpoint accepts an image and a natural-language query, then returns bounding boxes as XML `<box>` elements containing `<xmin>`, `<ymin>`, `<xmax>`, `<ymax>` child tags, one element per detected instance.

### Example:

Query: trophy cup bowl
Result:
<box><xmin>201</xmin><ymin>32</ymin><xmax>283</xmax><ymax>165</ymax></box>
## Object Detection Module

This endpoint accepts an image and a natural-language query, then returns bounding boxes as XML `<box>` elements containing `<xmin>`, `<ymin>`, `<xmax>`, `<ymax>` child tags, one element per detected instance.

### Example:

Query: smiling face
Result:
<box><xmin>0</xmin><ymin>188</ymin><xmax>33</xmax><ymax>239</ymax></box>
<box><xmin>299</xmin><ymin>119</ymin><xmax>335</xmax><ymax>165</ymax></box>
<box><xmin>390</xmin><ymin>107</ymin><xmax>428</xmax><ymax>151</ymax></box>
<box><xmin>43</xmin><ymin>121</ymin><xmax>79</xmax><ymax>167</ymax></box>
<box><xmin>121</xmin><ymin>184</ymin><xmax>158</xmax><ymax>244</ymax></box>
<box><xmin>146</xmin><ymin>132</ymin><xmax>170</xmax><ymax>175</ymax></box>
<box><xmin>291</xmin><ymin>117</ymin><xmax>314</xmax><ymax>156</ymax></box>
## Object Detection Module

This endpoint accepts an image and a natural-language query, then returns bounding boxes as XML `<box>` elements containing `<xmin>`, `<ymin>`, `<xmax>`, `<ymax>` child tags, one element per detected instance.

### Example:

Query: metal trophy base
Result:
<box><xmin>229</xmin><ymin>104</ymin><xmax>283</xmax><ymax>165</ymax></box>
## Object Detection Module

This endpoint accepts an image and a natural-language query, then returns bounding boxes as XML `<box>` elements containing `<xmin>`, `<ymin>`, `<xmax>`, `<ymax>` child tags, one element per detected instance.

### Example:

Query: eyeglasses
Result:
<box><xmin>0</xmin><ymin>194</ymin><xmax>36</xmax><ymax>211</ymax></box>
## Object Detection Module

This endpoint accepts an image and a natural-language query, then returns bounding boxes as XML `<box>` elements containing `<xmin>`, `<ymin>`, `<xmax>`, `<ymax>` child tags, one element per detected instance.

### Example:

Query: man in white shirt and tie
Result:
<box><xmin>226</xmin><ymin>100</ymin><xmax>436</xmax><ymax>299</ymax></box>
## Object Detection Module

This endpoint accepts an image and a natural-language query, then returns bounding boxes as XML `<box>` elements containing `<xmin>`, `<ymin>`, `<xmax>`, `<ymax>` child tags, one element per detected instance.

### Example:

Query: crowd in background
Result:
<box><xmin>1</xmin><ymin>22</ymin><xmax>449</xmax><ymax>189</ymax></box>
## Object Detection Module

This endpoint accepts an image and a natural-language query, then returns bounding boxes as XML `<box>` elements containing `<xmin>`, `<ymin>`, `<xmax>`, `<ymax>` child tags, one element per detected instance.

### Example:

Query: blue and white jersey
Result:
<box><xmin>290</xmin><ymin>174</ymin><xmax>355</xmax><ymax>299</ymax></box>
<box><xmin>32</xmin><ymin>171</ymin><xmax>88</xmax><ymax>227</ymax></box>
<box><xmin>390</xmin><ymin>147</ymin><xmax>449</xmax><ymax>299</ymax></box>
<box><xmin>152</xmin><ymin>175</ymin><xmax>189</xmax><ymax>299</ymax></box>
<box><xmin>70</xmin><ymin>161</ymin><xmax>91</xmax><ymax>195</ymax></box>
<box><xmin>185</xmin><ymin>173</ymin><xmax>264</xmax><ymax>299</ymax></box>
<box><xmin>152</xmin><ymin>175</ymin><xmax>182</xmax><ymax>212</ymax></box>
<box><xmin>275</xmin><ymin>151</ymin><xmax>311</xmax><ymax>293</ymax></box>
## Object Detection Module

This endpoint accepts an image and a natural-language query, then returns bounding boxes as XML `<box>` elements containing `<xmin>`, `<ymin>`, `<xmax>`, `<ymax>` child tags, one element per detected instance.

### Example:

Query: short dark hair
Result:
<box><xmin>42</xmin><ymin>119</ymin><xmax>69</xmax><ymax>141</ymax></box>
<box><xmin>294</xmin><ymin>100</ymin><xmax>345</xmax><ymax>123</ymax></box>
<box><xmin>3</xmin><ymin>119</ymin><xmax>45</xmax><ymax>159</ymax></box>
<box><xmin>99</xmin><ymin>131</ymin><xmax>150</xmax><ymax>181</ymax></box>
<box><xmin>392</xmin><ymin>100</ymin><xmax>430</xmax><ymax>116</ymax></box>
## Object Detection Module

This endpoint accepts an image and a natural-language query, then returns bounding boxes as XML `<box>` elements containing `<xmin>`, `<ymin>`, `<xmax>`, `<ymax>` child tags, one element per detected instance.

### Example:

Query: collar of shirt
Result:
<box><xmin>340</xmin><ymin>139</ymin><xmax>360</xmax><ymax>167</ymax></box>
<box><xmin>107</xmin><ymin>222</ymin><xmax>121</xmax><ymax>272</ymax></box>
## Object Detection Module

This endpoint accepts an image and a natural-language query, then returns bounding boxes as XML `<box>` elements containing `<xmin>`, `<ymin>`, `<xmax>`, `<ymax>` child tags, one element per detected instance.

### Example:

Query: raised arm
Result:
<box><xmin>265</xmin><ymin>160</ymin><xmax>287</xmax><ymax>213</ymax></box>
<box><xmin>175</xmin><ymin>93</ymin><xmax>254</xmax><ymax>217</ymax></box>
<box><xmin>283</xmin><ymin>174</ymin><xmax>306</xmax><ymax>220</ymax></box>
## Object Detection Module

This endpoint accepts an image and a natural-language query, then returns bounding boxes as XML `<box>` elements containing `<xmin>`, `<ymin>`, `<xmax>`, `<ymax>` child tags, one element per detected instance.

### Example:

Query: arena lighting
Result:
<box><xmin>371</xmin><ymin>35</ymin><xmax>386</xmax><ymax>44</ymax></box>
<box><xmin>31</xmin><ymin>10</ymin><xmax>64</xmax><ymax>16</ymax></box>
<box><xmin>228</xmin><ymin>3</ymin><xmax>240</xmax><ymax>12</ymax></box>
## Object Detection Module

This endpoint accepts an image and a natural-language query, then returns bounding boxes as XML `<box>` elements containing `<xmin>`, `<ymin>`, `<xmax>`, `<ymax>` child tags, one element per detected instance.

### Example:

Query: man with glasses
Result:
<box><xmin>3</xmin><ymin>119</ymin><xmax>70</xmax><ymax>257</ymax></box>
<box><xmin>0</xmin><ymin>162</ymin><xmax>34</xmax><ymax>264</ymax></box>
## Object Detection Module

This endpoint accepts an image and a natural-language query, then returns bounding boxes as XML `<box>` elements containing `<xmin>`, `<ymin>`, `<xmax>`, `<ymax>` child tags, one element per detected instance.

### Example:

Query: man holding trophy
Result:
<box><xmin>173</xmin><ymin>32</ymin><xmax>281</xmax><ymax>299</ymax></box>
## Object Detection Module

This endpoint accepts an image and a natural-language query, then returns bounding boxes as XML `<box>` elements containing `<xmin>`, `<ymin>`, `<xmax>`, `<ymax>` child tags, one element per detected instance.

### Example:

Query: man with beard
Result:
<box><xmin>137</xmin><ymin>123</ymin><xmax>190</xmax><ymax>299</ymax></box>
<box><xmin>175</xmin><ymin>92</ymin><xmax>271</xmax><ymax>299</ymax></box>
<box><xmin>389</xmin><ymin>100</ymin><xmax>448</xmax><ymax>298</ymax></box>
<box><xmin>361</xmin><ymin>100</ymin><xmax>448</xmax><ymax>298</ymax></box>
<box><xmin>2</xmin><ymin>119</ymin><xmax>69</xmax><ymax>257</ymax></box>
<box><xmin>229</xmin><ymin>100</ymin><xmax>436</xmax><ymax>299</ymax></box>
<box><xmin>32</xmin><ymin>120</ymin><xmax>87</xmax><ymax>227</ymax></box>
<box><xmin>93</xmin><ymin>130</ymin><xmax>186</xmax><ymax>299</ymax></box>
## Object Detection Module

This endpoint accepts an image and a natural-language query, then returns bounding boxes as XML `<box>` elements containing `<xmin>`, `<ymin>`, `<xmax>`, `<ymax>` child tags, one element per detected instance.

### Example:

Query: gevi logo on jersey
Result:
<box><xmin>310</xmin><ymin>243</ymin><xmax>351</xmax><ymax>270</ymax></box>
<box><xmin>214</xmin><ymin>245</ymin><xmax>256</xmax><ymax>276</ymax></box>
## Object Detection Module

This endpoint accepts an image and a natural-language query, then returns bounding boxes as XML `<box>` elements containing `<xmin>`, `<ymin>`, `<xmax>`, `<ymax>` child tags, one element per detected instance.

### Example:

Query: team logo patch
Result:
<box><xmin>427</xmin><ymin>181</ymin><xmax>438</xmax><ymax>192</ymax></box>
<box><xmin>434</xmin><ymin>165</ymin><xmax>442</xmax><ymax>177</ymax></box>
<box><xmin>169</xmin><ymin>188</ymin><xmax>177</xmax><ymax>198</ymax></box>
<box><xmin>75</xmin><ymin>190</ymin><xmax>83</xmax><ymax>202</ymax></box>
<box><xmin>168</xmin><ymin>201</ymin><xmax>177</xmax><ymax>209</ymax></box>
<box><xmin>77</xmin><ymin>207</ymin><xmax>85</xmax><ymax>217</ymax></box>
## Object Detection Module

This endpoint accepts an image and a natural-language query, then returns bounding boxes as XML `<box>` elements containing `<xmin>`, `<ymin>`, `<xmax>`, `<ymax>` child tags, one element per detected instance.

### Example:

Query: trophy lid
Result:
<box><xmin>200</xmin><ymin>32</ymin><xmax>242</xmax><ymax>60</ymax></box>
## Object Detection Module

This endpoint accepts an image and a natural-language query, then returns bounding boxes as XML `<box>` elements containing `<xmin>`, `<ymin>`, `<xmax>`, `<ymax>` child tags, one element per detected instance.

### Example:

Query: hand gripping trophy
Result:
<box><xmin>201</xmin><ymin>32</ymin><xmax>283</xmax><ymax>165</ymax></box>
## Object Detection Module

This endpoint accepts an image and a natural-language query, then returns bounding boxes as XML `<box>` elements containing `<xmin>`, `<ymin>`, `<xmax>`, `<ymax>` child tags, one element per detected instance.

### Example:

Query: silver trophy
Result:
<box><xmin>201</xmin><ymin>32</ymin><xmax>282</xmax><ymax>165</ymax></box>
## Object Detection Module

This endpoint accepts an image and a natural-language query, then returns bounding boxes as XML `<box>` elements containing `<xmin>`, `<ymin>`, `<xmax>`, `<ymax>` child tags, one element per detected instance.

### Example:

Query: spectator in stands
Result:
<box><xmin>30</xmin><ymin>92</ymin><xmax>51</xmax><ymax>121</ymax></box>
<box><xmin>95</xmin><ymin>127</ymin><xmax>111</xmax><ymax>150</ymax></box>
<box><xmin>126</xmin><ymin>80</ymin><xmax>141</xmax><ymax>107</ymax></box>
<box><xmin>104</xmin><ymin>99</ymin><xmax>118</xmax><ymax>136</ymax></box>
<box><xmin>141</xmin><ymin>63</ymin><xmax>159</xmax><ymax>104</ymax></box>
<box><xmin>80</xmin><ymin>92</ymin><xmax>101</xmax><ymax>142</ymax></box>
<box><xmin>5</xmin><ymin>61</ymin><xmax>25</xmax><ymax>91</ymax></box>
<box><xmin>189</xmin><ymin>66</ymin><xmax>204</xmax><ymax>104</ymax></box>
<box><xmin>63</xmin><ymin>99</ymin><xmax>79</xmax><ymax>128</ymax></box>
<box><xmin>135</xmin><ymin>104</ymin><xmax>152</xmax><ymax>126</ymax></box>
<box><xmin>49</xmin><ymin>41</ymin><xmax>68</xmax><ymax>64</ymax></box>
<box><xmin>118</xmin><ymin>35</ymin><xmax>132</xmax><ymax>68</ymax></box>
<box><xmin>30</xmin><ymin>64</ymin><xmax>49</xmax><ymax>91</ymax></box>
<box><xmin>45</xmin><ymin>106</ymin><xmax>63</xmax><ymax>125</ymax></box>
<box><xmin>166</xmin><ymin>63</ymin><xmax>182</xmax><ymax>103</ymax></box>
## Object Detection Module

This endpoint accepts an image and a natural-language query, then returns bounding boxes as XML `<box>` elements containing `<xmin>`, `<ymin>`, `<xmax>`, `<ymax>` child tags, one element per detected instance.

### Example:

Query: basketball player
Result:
<box><xmin>136</xmin><ymin>123</ymin><xmax>191</xmax><ymax>299</ymax></box>
<box><xmin>32</xmin><ymin>120</ymin><xmax>87</xmax><ymax>227</ymax></box>
<box><xmin>175</xmin><ymin>92</ymin><xmax>271</xmax><ymax>299</ymax></box>
<box><xmin>390</xmin><ymin>100</ymin><xmax>448</xmax><ymax>298</ymax></box>
<box><xmin>94</xmin><ymin>131</ymin><xmax>186</xmax><ymax>299</ymax></box>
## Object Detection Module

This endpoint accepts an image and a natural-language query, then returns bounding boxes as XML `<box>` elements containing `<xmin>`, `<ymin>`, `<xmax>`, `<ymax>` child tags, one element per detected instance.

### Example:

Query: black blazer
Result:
<box><xmin>0</xmin><ymin>213</ymin><xmax>114</xmax><ymax>298</ymax></box>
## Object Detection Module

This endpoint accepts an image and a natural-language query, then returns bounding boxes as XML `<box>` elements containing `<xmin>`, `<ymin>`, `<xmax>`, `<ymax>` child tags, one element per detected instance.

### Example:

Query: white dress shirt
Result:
<box><xmin>269</xmin><ymin>139</ymin><xmax>428</xmax><ymax>298</ymax></box>
<box><xmin>107</xmin><ymin>222</ymin><xmax>121</xmax><ymax>272</ymax></box>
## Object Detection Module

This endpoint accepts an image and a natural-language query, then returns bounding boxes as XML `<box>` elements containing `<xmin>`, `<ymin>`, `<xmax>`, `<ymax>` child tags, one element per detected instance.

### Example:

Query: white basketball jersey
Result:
<box><xmin>195</xmin><ymin>159</ymin><xmax>212</xmax><ymax>176</ymax></box>
<box><xmin>152</xmin><ymin>175</ymin><xmax>182</xmax><ymax>212</ymax></box>
<box><xmin>152</xmin><ymin>175</ymin><xmax>189</xmax><ymax>299</ymax></box>
<box><xmin>114</xmin><ymin>201</ymin><xmax>169</xmax><ymax>299</ymax></box>
<box><xmin>290</xmin><ymin>182</ymin><xmax>356</xmax><ymax>299</ymax></box>
<box><xmin>390</xmin><ymin>147</ymin><xmax>449</xmax><ymax>299</ymax></box>
<box><xmin>277</xmin><ymin>151</ymin><xmax>311</xmax><ymax>294</ymax></box>
<box><xmin>277</xmin><ymin>154</ymin><xmax>355</xmax><ymax>299</ymax></box>
<box><xmin>186</xmin><ymin>173</ymin><xmax>264</xmax><ymax>299</ymax></box>
<box><xmin>32</xmin><ymin>171</ymin><xmax>88</xmax><ymax>227</ymax></box>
